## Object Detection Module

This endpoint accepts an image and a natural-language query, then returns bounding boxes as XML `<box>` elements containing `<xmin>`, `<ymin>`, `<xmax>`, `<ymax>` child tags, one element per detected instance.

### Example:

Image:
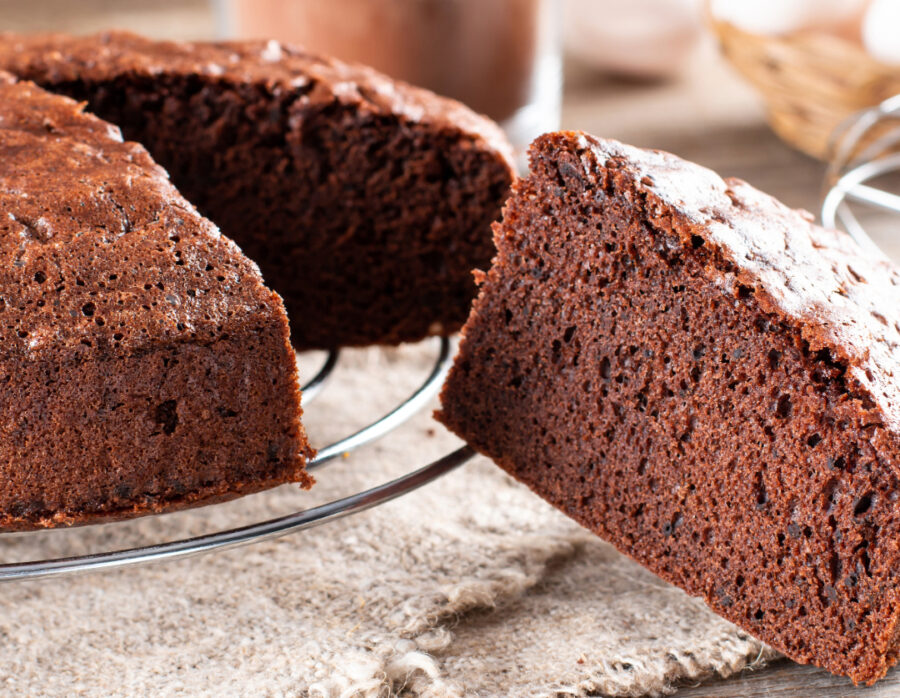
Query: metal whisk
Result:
<box><xmin>822</xmin><ymin>94</ymin><xmax>900</xmax><ymax>252</ymax></box>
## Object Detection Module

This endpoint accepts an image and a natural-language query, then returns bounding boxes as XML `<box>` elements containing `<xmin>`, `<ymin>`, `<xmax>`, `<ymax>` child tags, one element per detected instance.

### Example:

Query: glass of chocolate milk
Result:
<box><xmin>218</xmin><ymin>0</ymin><xmax>561</xmax><ymax>156</ymax></box>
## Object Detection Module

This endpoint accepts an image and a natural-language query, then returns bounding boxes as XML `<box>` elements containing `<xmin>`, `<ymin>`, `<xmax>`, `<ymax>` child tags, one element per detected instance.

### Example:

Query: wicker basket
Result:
<box><xmin>710</xmin><ymin>17</ymin><xmax>900</xmax><ymax>160</ymax></box>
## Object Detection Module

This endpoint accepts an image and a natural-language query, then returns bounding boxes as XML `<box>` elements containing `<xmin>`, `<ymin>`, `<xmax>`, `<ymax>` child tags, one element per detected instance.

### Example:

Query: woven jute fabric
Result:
<box><xmin>0</xmin><ymin>343</ymin><xmax>775</xmax><ymax>697</ymax></box>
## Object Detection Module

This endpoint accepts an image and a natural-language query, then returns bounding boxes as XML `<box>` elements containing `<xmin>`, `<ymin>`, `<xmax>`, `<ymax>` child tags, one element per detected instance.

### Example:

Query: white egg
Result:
<box><xmin>863</xmin><ymin>0</ymin><xmax>900</xmax><ymax>64</ymax></box>
<box><xmin>710</xmin><ymin>0</ymin><xmax>865</xmax><ymax>35</ymax></box>
<box><xmin>564</xmin><ymin>0</ymin><xmax>702</xmax><ymax>78</ymax></box>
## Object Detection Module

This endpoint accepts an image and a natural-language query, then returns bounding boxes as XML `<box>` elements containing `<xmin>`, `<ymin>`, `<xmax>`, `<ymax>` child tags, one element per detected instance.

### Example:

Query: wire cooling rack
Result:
<box><xmin>0</xmin><ymin>337</ymin><xmax>476</xmax><ymax>582</ymax></box>
<box><xmin>4</xmin><ymin>99</ymin><xmax>900</xmax><ymax>582</ymax></box>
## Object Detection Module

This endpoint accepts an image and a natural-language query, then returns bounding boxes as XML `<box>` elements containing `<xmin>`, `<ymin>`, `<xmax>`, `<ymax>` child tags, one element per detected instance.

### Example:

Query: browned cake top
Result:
<box><xmin>0</xmin><ymin>31</ymin><xmax>514</xmax><ymax>169</ymax></box>
<box><xmin>566</xmin><ymin>133</ymin><xmax>900</xmax><ymax>429</ymax></box>
<box><xmin>0</xmin><ymin>73</ymin><xmax>284</xmax><ymax>359</ymax></box>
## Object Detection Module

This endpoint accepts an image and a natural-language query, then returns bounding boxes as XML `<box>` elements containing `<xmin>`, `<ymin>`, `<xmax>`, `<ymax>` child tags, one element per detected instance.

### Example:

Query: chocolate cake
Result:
<box><xmin>0</xmin><ymin>74</ymin><xmax>312</xmax><ymax>531</ymax></box>
<box><xmin>439</xmin><ymin>131</ymin><xmax>900</xmax><ymax>684</ymax></box>
<box><xmin>0</xmin><ymin>31</ymin><xmax>515</xmax><ymax>350</ymax></box>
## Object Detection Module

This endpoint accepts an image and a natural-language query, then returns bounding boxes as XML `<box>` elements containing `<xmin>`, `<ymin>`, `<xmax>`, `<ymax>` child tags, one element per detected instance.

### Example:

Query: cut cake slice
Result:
<box><xmin>0</xmin><ymin>74</ymin><xmax>312</xmax><ymax>530</ymax></box>
<box><xmin>439</xmin><ymin>131</ymin><xmax>900</xmax><ymax>684</ymax></box>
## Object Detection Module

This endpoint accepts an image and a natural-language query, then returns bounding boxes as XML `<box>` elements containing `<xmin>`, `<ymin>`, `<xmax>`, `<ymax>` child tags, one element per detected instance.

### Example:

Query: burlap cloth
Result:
<box><xmin>0</xmin><ymin>342</ymin><xmax>777</xmax><ymax>697</ymax></box>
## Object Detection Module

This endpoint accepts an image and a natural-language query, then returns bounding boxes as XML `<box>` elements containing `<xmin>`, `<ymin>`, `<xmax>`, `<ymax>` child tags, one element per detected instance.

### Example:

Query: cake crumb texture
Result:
<box><xmin>439</xmin><ymin>131</ymin><xmax>900</xmax><ymax>684</ymax></box>
<box><xmin>0</xmin><ymin>31</ymin><xmax>515</xmax><ymax>349</ymax></box>
<box><xmin>0</xmin><ymin>74</ymin><xmax>312</xmax><ymax>530</ymax></box>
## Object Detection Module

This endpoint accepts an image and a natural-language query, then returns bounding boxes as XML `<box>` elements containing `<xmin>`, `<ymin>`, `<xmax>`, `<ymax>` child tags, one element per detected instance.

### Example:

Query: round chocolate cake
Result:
<box><xmin>0</xmin><ymin>31</ymin><xmax>515</xmax><ymax>350</ymax></box>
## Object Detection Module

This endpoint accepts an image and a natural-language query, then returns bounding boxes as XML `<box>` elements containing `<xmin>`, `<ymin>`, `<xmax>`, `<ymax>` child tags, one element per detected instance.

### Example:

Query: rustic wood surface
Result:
<box><xmin>3</xmin><ymin>1</ymin><xmax>900</xmax><ymax>694</ymax></box>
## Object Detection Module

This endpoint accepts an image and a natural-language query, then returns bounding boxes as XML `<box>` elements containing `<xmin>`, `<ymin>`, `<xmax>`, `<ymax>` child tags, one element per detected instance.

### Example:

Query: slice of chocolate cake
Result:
<box><xmin>439</xmin><ymin>131</ymin><xmax>900</xmax><ymax>684</ymax></box>
<box><xmin>0</xmin><ymin>74</ymin><xmax>313</xmax><ymax>531</ymax></box>
<box><xmin>0</xmin><ymin>31</ymin><xmax>515</xmax><ymax>350</ymax></box>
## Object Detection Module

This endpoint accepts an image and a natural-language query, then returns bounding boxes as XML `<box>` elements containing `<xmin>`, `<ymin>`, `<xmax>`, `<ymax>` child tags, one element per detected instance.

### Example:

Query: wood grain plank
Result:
<box><xmin>674</xmin><ymin>659</ymin><xmax>900</xmax><ymax>697</ymax></box>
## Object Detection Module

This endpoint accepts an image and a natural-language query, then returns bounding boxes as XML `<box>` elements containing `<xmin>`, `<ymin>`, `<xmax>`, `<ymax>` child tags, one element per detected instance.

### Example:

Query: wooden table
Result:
<box><xmin>3</xmin><ymin>1</ymin><xmax>899</xmax><ymax>693</ymax></box>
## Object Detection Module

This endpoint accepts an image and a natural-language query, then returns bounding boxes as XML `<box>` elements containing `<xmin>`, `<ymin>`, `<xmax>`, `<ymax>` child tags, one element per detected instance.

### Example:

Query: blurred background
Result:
<box><xmin>2</xmin><ymin>0</ymin><xmax>898</xmax><ymax>241</ymax></box>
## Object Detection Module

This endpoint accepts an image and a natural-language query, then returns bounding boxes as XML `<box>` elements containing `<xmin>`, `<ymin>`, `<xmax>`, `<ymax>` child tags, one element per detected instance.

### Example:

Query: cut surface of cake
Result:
<box><xmin>0</xmin><ymin>31</ymin><xmax>515</xmax><ymax>350</ymax></box>
<box><xmin>0</xmin><ymin>74</ymin><xmax>312</xmax><ymax>530</ymax></box>
<box><xmin>438</xmin><ymin>131</ymin><xmax>900</xmax><ymax>683</ymax></box>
